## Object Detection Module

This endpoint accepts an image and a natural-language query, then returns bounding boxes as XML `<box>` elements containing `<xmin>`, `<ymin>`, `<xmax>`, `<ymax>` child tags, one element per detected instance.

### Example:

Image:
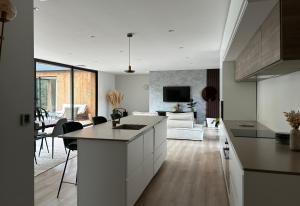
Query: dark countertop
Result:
<box><xmin>223</xmin><ymin>120</ymin><xmax>300</xmax><ymax>175</ymax></box>
<box><xmin>60</xmin><ymin>115</ymin><xmax>167</xmax><ymax>142</ymax></box>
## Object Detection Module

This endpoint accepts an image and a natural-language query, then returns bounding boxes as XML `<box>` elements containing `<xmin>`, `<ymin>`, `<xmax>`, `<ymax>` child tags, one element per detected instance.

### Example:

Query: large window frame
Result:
<box><xmin>34</xmin><ymin>59</ymin><xmax>98</xmax><ymax>126</ymax></box>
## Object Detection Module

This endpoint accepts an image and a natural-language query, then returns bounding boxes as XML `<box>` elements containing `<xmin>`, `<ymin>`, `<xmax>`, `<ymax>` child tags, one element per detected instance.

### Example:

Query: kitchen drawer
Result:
<box><xmin>126</xmin><ymin>165</ymin><xmax>144</xmax><ymax>206</ymax></box>
<box><xmin>154</xmin><ymin>120</ymin><xmax>167</xmax><ymax>149</ymax></box>
<box><xmin>154</xmin><ymin>122</ymin><xmax>163</xmax><ymax>148</ymax></box>
<box><xmin>154</xmin><ymin>141</ymin><xmax>167</xmax><ymax>174</ymax></box>
<box><xmin>143</xmin><ymin>153</ymin><xmax>154</xmax><ymax>187</ymax></box>
<box><xmin>127</xmin><ymin>135</ymin><xmax>143</xmax><ymax>178</ymax></box>
<box><xmin>154</xmin><ymin>140</ymin><xmax>167</xmax><ymax>161</ymax></box>
<box><xmin>144</xmin><ymin>128</ymin><xmax>154</xmax><ymax>156</ymax></box>
<box><xmin>229</xmin><ymin>142</ymin><xmax>244</xmax><ymax>206</ymax></box>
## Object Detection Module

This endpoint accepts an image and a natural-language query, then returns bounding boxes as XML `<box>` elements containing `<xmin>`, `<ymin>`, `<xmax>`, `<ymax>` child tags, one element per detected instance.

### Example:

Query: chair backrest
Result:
<box><xmin>92</xmin><ymin>116</ymin><xmax>107</xmax><ymax>125</ymax></box>
<box><xmin>52</xmin><ymin>118</ymin><xmax>68</xmax><ymax>137</ymax></box>
<box><xmin>62</xmin><ymin>122</ymin><xmax>83</xmax><ymax>147</ymax></box>
<box><xmin>34</xmin><ymin>123</ymin><xmax>39</xmax><ymax>139</ymax></box>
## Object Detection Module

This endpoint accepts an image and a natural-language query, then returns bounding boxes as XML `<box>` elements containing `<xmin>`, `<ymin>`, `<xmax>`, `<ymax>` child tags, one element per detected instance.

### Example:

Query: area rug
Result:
<box><xmin>34</xmin><ymin>138</ymin><xmax>77</xmax><ymax>176</ymax></box>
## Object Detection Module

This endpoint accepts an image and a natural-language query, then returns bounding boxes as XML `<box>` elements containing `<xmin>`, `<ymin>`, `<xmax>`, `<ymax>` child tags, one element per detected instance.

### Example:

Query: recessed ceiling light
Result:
<box><xmin>168</xmin><ymin>29</ymin><xmax>175</xmax><ymax>32</ymax></box>
<box><xmin>75</xmin><ymin>64</ymin><xmax>86</xmax><ymax>67</ymax></box>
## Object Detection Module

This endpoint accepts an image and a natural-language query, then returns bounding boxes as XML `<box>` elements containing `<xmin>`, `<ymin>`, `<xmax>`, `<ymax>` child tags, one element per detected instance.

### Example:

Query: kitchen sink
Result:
<box><xmin>113</xmin><ymin>124</ymin><xmax>147</xmax><ymax>130</ymax></box>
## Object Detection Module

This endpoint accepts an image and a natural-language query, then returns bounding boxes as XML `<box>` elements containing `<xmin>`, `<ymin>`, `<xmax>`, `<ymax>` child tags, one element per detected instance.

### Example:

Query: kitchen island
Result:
<box><xmin>61</xmin><ymin>115</ymin><xmax>167</xmax><ymax>206</ymax></box>
<box><xmin>220</xmin><ymin>120</ymin><xmax>300</xmax><ymax>206</ymax></box>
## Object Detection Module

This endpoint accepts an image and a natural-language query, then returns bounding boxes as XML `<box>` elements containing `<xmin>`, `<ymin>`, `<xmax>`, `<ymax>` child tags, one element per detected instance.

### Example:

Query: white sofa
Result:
<box><xmin>132</xmin><ymin>111</ymin><xmax>158</xmax><ymax>116</ymax></box>
<box><xmin>57</xmin><ymin>104</ymin><xmax>88</xmax><ymax>120</ymax></box>
<box><xmin>167</xmin><ymin>112</ymin><xmax>204</xmax><ymax>141</ymax></box>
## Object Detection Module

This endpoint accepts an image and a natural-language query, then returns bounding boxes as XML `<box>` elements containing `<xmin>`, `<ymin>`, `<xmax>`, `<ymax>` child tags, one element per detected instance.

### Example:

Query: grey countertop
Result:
<box><xmin>224</xmin><ymin>120</ymin><xmax>300</xmax><ymax>175</ymax></box>
<box><xmin>60</xmin><ymin>115</ymin><xmax>167</xmax><ymax>142</ymax></box>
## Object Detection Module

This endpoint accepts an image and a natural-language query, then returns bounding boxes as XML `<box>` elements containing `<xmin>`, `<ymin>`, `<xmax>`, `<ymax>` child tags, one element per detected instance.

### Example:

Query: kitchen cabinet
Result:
<box><xmin>127</xmin><ymin>123</ymin><xmax>167</xmax><ymax>206</ymax></box>
<box><xmin>220</xmin><ymin>120</ymin><xmax>300</xmax><ymax>206</ymax></box>
<box><xmin>235</xmin><ymin>1</ymin><xmax>300</xmax><ymax>81</ymax></box>
<box><xmin>219</xmin><ymin>122</ymin><xmax>244</xmax><ymax>206</ymax></box>
<box><xmin>154</xmin><ymin>119</ymin><xmax>167</xmax><ymax>174</ymax></box>
<box><xmin>75</xmin><ymin>116</ymin><xmax>167</xmax><ymax>206</ymax></box>
<box><xmin>236</xmin><ymin>30</ymin><xmax>262</xmax><ymax>80</ymax></box>
<box><xmin>228</xmin><ymin>140</ymin><xmax>244</xmax><ymax>206</ymax></box>
<box><xmin>261</xmin><ymin>3</ymin><xmax>281</xmax><ymax>68</ymax></box>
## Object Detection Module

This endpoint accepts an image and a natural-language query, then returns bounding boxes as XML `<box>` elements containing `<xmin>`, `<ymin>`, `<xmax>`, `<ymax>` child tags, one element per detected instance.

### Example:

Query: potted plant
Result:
<box><xmin>106</xmin><ymin>90</ymin><xmax>124</xmax><ymax>127</ymax></box>
<box><xmin>187</xmin><ymin>99</ymin><xmax>197</xmax><ymax>112</ymax></box>
<box><xmin>211</xmin><ymin>118</ymin><xmax>220</xmax><ymax>128</ymax></box>
<box><xmin>284</xmin><ymin>110</ymin><xmax>300</xmax><ymax>151</ymax></box>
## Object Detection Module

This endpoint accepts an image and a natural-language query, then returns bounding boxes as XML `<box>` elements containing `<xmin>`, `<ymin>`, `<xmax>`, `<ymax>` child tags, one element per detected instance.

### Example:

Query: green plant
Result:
<box><xmin>211</xmin><ymin>118</ymin><xmax>220</xmax><ymax>127</ymax></box>
<box><xmin>111</xmin><ymin>109</ymin><xmax>122</xmax><ymax>120</ymax></box>
<box><xmin>187</xmin><ymin>99</ymin><xmax>197</xmax><ymax>112</ymax></box>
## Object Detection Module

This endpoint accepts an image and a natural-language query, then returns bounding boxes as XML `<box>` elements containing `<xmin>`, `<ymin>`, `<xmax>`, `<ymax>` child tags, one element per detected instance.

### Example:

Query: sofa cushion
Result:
<box><xmin>62</xmin><ymin>104</ymin><xmax>87</xmax><ymax>115</ymax></box>
<box><xmin>166</xmin><ymin>112</ymin><xmax>194</xmax><ymax>121</ymax></box>
<box><xmin>167</xmin><ymin>119</ymin><xmax>193</xmax><ymax>128</ymax></box>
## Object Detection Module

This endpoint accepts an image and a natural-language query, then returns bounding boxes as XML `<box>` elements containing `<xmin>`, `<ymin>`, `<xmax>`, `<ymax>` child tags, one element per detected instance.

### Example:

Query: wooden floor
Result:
<box><xmin>35</xmin><ymin>129</ymin><xmax>229</xmax><ymax>206</ymax></box>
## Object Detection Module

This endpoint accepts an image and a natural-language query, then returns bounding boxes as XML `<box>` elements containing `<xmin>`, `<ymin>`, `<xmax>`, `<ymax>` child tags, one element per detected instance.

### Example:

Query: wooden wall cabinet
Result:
<box><xmin>235</xmin><ymin>1</ymin><xmax>300</xmax><ymax>81</ymax></box>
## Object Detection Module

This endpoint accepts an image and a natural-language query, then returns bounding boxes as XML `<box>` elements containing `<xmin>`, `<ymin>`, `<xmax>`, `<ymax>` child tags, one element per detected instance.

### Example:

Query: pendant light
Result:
<box><xmin>125</xmin><ymin>33</ymin><xmax>135</xmax><ymax>73</ymax></box>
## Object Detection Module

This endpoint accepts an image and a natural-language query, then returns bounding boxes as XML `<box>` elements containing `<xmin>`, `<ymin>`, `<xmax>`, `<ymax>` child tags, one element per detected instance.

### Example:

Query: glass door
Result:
<box><xmin>35</xmin><ymin>62</ymin><xmax>72</xmax><ymax>120</ymax></box>
<box><xmin>36</xmin><ymin>77</ymin><xmax>57</xmax><ymax>112</ymax></box>
<box><xmin>73</xmin><ymin>69</ymin><xmax>97</xmax><ymax>125</ymax></box>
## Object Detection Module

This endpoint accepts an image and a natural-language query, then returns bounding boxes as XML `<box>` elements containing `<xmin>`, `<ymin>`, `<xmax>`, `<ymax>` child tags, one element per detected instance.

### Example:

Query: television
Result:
<box><xmin>163</xmin><ymin>86</ymin><xmax>190</xmax><ymax>102</ymax></box>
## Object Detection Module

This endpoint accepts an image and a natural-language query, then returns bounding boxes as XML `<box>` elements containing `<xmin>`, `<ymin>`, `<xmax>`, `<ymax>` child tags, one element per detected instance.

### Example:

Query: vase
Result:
<box><xmin>290</xmin><ymin>129</ymin><xmax>300</xmax><ymax>151</ymax></box>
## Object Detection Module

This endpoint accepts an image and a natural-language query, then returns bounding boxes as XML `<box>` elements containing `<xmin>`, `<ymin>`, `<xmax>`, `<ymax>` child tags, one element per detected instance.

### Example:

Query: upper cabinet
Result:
<box><xmin>235</xmin><ymin>0</ymin><xmax>300</xmax><ymax>81</ymax></box>
<box><xmin>261</xmin><ymin>3</ymin><xmax>281</xmax><ymax>69</ymax></box>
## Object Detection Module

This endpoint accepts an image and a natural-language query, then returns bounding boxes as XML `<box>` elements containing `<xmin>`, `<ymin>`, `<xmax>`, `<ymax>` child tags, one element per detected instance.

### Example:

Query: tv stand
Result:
<box><xmin>156</xmin><ymin>111</ymin><xmax>197</xmax><ymax>119</ymax></box>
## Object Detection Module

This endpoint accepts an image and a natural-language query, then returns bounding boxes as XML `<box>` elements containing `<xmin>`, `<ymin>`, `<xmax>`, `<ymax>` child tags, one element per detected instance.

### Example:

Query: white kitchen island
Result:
<box><xmin>61</xmin><ymin>115</ymin><xmax>167</xmax><ymax>206</ymax></box>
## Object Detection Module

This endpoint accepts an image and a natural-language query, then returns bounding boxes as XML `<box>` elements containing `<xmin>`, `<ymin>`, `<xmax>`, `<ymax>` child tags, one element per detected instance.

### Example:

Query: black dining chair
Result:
<box><xmin>34</xmin><ymin>123</ymin><xmax>49</xmax><ymax>157</ymax></box>
<box><xmin>57</xmin><ymin>121</ymin><xmax>83</xmax><ymax>198</ymax></box>
<box><xmin>92</xmin><ymin>116</ymin><xmax>107</xmax><ymax>125</ymax></box>
<box><xmin>34</xmin><ymin>123</ymin><xmax>39</xmax><ymax>164</ymax></box>
<box><xmin>44</xmin><ymin>118</ymin><xmax>68</xmax><ymax>159</ymax></box>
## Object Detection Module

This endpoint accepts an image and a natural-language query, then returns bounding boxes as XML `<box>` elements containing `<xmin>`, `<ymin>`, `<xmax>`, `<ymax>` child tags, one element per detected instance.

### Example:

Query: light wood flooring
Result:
<box><xmin>35</xmin><ymin>129</ymin><xmax>229</xmax><ymax>206</ymax></box>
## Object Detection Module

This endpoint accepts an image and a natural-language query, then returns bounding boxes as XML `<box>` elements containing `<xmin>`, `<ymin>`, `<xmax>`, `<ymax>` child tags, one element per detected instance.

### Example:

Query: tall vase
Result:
<box><xmin>290</xmin><ymin>128</ymin><xmax>300</xmax><ymax>151</ymax></box>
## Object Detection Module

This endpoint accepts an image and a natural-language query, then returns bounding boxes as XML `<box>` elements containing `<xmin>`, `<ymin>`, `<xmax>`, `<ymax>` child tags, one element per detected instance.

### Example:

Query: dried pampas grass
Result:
<box><xmin>284</xmin><ymin>110</ymin><xmax>300</xmax><ymax>130</ymax></box>
<box><xmin>106</xmin><ymin>90</ymin><xmax>124</xmax><ymax>109</ymax></box>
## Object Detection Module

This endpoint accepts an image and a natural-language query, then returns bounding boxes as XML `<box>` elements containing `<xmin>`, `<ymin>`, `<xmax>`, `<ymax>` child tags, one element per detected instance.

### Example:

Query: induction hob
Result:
<box><xmin>231</xmin><ymin>129</ymin><xmax>275</xmax><ymax>139</ymax></box>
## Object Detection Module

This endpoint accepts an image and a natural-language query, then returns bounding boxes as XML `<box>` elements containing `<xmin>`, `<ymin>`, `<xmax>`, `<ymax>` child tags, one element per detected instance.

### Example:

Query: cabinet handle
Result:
<box><xmin>223</xmin><ymin>147</ymin><xmax>229</xmax><ymax>159</ymax></box>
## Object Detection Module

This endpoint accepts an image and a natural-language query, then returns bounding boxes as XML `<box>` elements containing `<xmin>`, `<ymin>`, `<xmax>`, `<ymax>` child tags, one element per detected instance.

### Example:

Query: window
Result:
<box><xmin>74</xmin><ymin>69</ymin><xmax>97</xmax><ymax>125</ymax></box>
<box><xmin>35</xmin><ymin>60</ymin><xmax>98</xmax><ymax>125</ymax></box>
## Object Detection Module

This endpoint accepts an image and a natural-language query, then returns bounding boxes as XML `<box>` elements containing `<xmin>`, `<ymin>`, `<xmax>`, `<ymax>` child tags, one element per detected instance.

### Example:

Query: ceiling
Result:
<box><xmin>34</xmin><ymin>0</ymin><xmax>230</xmax><ymax>73</ymax></box>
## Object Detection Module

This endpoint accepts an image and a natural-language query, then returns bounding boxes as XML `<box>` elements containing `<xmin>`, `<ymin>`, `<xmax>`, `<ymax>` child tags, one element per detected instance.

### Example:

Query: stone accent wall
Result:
<box><xmin>149</xmin><ymin>70</ymin><xmax>207</xmax><ymax>123</ymax></box>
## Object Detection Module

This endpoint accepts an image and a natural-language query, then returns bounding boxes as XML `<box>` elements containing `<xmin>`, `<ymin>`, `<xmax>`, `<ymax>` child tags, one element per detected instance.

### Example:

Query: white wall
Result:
<box><xmin>257</xmin><ymin>71</ymin><xmax>300</xmax><ymax>132</ymax></box>
<box><xmin>115</xmin><ymin>74</ymin><xmax>149</xmax><ymax>114</ymax></box>
<box><xmin>98</xmin><ymin>72</ymin><xmax>115</xmax><ymax>119</ymax></box>
<box><xmin>0</xmin><ymin>0</ymin><xmax>34</xmax><ymax>205</ymax></box>
<box><xmin>222</xmin><ymin>61</ymin><xmax>257</xmax><ymax>120</ymax></box>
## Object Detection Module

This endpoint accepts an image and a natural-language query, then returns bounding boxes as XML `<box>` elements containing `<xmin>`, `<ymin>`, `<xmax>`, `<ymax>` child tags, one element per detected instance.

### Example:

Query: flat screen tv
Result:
<box><xmin>163</xmin><ymin>86</ymin><xmax>190</xmax><ymax>102</ymax></box>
